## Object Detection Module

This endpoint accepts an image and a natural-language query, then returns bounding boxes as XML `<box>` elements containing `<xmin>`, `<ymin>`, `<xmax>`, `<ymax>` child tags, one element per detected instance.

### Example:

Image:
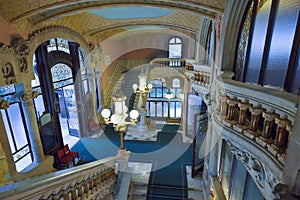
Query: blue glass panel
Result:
<box><xmin>263</xmin><ymin>0</ymin><xmax>299</xmax><ymax>87</ymax></box>
<box><xmin>231</xmin><ymin>160</ymin><xmax>247</xmax><ymax>200</ymax></box>
<box><xmin>57</xmin><ymin>38</ymin><xmax>70</xmax><ymax>54</ymax></box>
<box><xmin>244</xmin><ymin>175</ymin><xmax>264</xmax><ymax>200</ymax></box>
<box><xmin>0</xmin><ymin>84</ymin><xmax>15</xmax><ymax>96</ymax></box>
<box><xmin>7</xmin><ymin>103</ymin><xmax>28</xmax><ymax>149</ymax></box>
<box><xmin>15</xmin><ymin>153</ymin><xmax>32</xmax><ymax>172</ymax></box>
<box><xmin>246</xmin><ymin>0</ymin><xmax>272</xmax><ymax>83</ymax></box>
<box><xmin>1</xmin><ymin>110</ymin><xmax>15</xmax><ymax>153</ymax></box>
<box><xmin>291</xmin><ymin>51</ymin><xmax>300</xmax><ymax>94</ymax></box>
<box><xmin>170</xmin><ymin>102</ymin><xmax>175</xmax><ymax>118</ymax></box>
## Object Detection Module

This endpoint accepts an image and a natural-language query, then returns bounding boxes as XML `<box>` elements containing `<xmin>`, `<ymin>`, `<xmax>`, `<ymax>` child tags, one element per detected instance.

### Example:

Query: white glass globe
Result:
<box><xmin>111</xmin><ymin>114</ymin><xmax>122</xmax><ymax>124</ymax></box>
<box><xmin>129</xmin><ymin>110</ymin><xmax>139</xmax><ymax>119</ymax></box>
<box><xmin>101</xmin><ymin>108</ymin><xmax>111</xmax><ymax>118</ymax></box>
<box><xmin>147</xmin><ymin>83</ymin><xmax>153</xmax><ymax>89</ymax></box>
<box><xmin>132</xmin><ymin>84</ymin><xmax>138</xmax><ymax>90</ymax></box>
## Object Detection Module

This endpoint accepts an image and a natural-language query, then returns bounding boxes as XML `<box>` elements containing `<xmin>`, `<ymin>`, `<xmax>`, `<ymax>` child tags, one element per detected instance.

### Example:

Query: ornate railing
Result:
<box><xmin>150</xmin><ymin>58</ymin><xmax>186</xmax><ymax>67</ymax></box>
<box><xmin>215</xmin><ymin>72</ymin><xmax>298</xmax><ymax>165</ymax></box>
<box><xmin>0</xmin><ymin>157</ymin><xmax>117</xmax><ymax>200</ymax></box>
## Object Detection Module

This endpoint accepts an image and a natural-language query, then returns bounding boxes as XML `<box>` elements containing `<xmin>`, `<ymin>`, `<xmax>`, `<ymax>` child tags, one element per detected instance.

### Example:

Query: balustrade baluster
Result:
<box><xmin>244</xmin><ymin>104</ymin><xmax>263</xmax><ymax>139</ymax></box>
<box><xmin>255</xmin><ymin>109</ymin><xmax>278</xmax><ymax>147</ymax></box>
<box><xmin>233</xmin><ymin>100</ymin><xmax>250</xmax><ymax>133</ymax></box>
<box><xmin>224</xmin><ymin>97</ymin><xmax>239</xmax><ymax>127</ymax></box>
<box><xmin>267</xmin><ymin>115</ymin><xmax>291</xmax><ymax>157</ymax></box>
<box><xmin>62</xmin><ymin>187</ymin><xmax>70</xmax><ymax>200</ymax></box>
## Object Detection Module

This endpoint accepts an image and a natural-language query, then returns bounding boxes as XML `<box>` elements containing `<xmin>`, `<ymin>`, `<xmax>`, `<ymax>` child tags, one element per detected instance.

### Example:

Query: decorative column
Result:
<box><xmin>256</xmin><ymin>109</ymin><xmax>277</xmax><ymax>147</ymax></box>
<box><xmin>0</xmin><ymin>98</ymin><xmax>13</xmax><ymax>186</ymax></box>
<box><xmin>224</xmin><ymin>96</ymin><xmax>239</xmax><ymax>127</ymax></box>
<box><xmin>268</xmin><ymin>115</ymin><xmax>291</xmax><ymax>156</ymax></box>
<box><xmin>21</xmin><ymin>89</ymin><xmax>45</xmax><ymax>163</ymax></box>
<box><xmin>215</xmin><ymin>92</ymin><xmax>228</xmax><ymax>122</ymax></box>
<box><xmin>244</xmin><ymin>104</ymin><xmax>263</xmax><ymax>139</ymax></box>
<box><xmin>233</xmin><ymin>100</ymin><xmax>250</xmax><ymax>133</ymax></box>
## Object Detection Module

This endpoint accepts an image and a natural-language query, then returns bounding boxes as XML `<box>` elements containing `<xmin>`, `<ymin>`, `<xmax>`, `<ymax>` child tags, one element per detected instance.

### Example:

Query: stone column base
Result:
<box><xmin>256</xmin><ymin>136</ymin><xmax>273</xmax><ymax>147</ymax></box>
<box><xmin>244</xmin><ymin>130</ymin><xmax>261</xmax><ymax>139</ymax></box>
<box><xmin>233</xmin><ymin>124</ymin><xmax>248</xmax><ymax>133</ymax></box>
<box><xmin>224</xmin><ymin>119</ymin><xmax>237</xmax><ymax>128</ymax></box>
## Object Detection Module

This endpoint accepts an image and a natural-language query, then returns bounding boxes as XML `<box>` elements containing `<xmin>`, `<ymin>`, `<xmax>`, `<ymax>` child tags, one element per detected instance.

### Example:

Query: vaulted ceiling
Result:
<box><xmin>0</xmin><ymin>0</ymin><xmax>227</xmax><ymax>45</ymax></box>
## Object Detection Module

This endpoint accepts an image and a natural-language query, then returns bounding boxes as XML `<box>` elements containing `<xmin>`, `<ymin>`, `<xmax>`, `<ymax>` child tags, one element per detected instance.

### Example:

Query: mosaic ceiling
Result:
<box><xmin>0</xmin><ymin>0</ymin><xmax>227</xmax><ymax>44</ymax></box>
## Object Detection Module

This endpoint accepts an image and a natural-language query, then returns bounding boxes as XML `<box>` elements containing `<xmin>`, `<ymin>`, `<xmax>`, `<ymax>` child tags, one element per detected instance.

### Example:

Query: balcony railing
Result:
<box><xmin>150</xmin><ymin>58</ymin><xmax>186</xmax><ymax>67</ymax></box>
<box><xmin>215</xmin><ymin>72</ymin><xmax>298</xmax><ymax>165</ymax></box>
<box><xmin>0</xmin><ymin>157</ymin><xmax>117</xmax><ymax>200</ymax></box>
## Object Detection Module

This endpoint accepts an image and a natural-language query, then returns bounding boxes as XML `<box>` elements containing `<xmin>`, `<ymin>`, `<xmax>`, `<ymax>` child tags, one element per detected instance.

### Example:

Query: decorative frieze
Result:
<box><xmin>11</xmin><ymin>38</ymin><xmax>30</xmax><ymax>73</ymax></box>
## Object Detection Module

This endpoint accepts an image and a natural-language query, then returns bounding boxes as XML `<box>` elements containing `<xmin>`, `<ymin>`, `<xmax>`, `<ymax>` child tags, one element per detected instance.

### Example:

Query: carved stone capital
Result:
<box><xmin>238</xmin><ymin>100</ymin><xmax>251</xmax><ymax>110</ymax></box>
<box><xmin>227</xmin><ymin>96</ymin><xmax>239</xmax><ymax>106</ymax></box>
<box><xmin>249</xmin><ymin>105</ymin><xmax>263</xmax><ymax>116</ymax></box>
<box><xmin>22</xmin><ymin>90</ymin><xmax>39</xmax><ymax>101</ymax></box>
<box><xmin>275</xmin><ymin>115</ymin><xmax>291</xmax><ymax>128</ymax></box>
<box><xmin>262</xmin><ymin>110</ymin><xmax>278</xmax><ymax>121</ymax></box>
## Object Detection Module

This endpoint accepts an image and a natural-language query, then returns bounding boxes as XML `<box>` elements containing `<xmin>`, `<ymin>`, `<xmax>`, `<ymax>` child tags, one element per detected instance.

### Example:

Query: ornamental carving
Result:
<box><xmin>1</xmin><ymin>62</ymin><xmax>16</xmax><ymax>84</ymax></box>
<box><xmin>0</xmin><ymin>97</ymin><xmax>10</xmax><ymax>109</ymax></box>
<box><xmin>22</xmin><ymin>90</ymin><xmax>38</xmax><ymax>101</ymax></box>
<box><xmin>226</xmin><ymin>140</ymin><xmax>277</xmax><ymax>190</ymax></box>
<box><xmin>11</xmin><ymin>38</ymin><xmax>30</xmax><ymax>73</ymax></box>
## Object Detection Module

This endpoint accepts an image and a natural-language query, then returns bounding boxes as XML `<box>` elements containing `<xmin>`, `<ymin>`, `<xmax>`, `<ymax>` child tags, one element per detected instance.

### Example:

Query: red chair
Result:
<box><xmin>57</xmin><ymin>149</ymin><xmax>75</xmax><ymax>168</ymax></box>
<box><xmin>63</xmin><ymin>144</ymin><xmax>79</xmax><ymax>160</ymax></box>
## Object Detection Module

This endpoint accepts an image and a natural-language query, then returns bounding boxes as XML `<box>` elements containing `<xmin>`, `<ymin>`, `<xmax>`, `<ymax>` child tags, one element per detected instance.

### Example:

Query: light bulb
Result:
<box><xmin>147</xmin><ymin>83</ymin><xmax>153</xmax><ymax>89</ymax></box>
<box><xmin>111</xmin><ymin>114</ymin><xmax>122</xmax><ymax>124</ymax></box>
<box><xmin>129</xmin><ymin>110</ymin><xmax>139</xmax><ymax>119</ymax></box>
<box><xmin>101</xmin><ymin>109</ymin><xmax>111</xmax><ymax>118</ymax></box>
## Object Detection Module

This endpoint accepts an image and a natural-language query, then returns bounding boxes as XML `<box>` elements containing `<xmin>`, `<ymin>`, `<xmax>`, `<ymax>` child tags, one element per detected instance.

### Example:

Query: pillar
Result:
<box><xmin>256</xmin><ymin>109</ymin><xmax>277</xmax><ymax>147</ymax></box>
<box><xmin>21</xmin><ymin>88</ymin><xmax>45</xmax><ymax>163</ymax></box>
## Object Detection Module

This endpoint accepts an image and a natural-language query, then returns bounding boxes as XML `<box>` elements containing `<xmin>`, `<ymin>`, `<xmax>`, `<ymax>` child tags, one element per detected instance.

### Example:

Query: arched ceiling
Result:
<box><xmin>0</xmin><ymin>0</ymin><xmax>227</xmax><ymax>46</ymax></box>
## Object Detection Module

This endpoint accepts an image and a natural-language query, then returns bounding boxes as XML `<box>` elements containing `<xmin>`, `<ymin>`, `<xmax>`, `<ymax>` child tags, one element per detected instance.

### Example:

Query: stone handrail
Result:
<box><xmin>0</xmin><ymin>157</ymin><xmax>117</xmax><ymax>200</ymax></box>
<box><xmin>215</xmin><ymin>72</ymin><xmax>299</xmax><ymax>165</ymax></box>
<box><xmin>150</xmin><ymin>57</ymin><xmax>186</xmax><ymax>67</ymax></box>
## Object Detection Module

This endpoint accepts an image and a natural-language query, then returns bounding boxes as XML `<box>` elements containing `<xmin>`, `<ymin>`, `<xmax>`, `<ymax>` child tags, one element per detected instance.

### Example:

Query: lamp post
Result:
<box><xmin>101</xmin><ymin>90</ymin><xmax>139</xmax><ymax>150</ymax></box>
<box><xmin>165</xmin><ymin>89</ymin><xmax>174</xmax><ymax>121</ymax></box>
<box><xmin>132</xmin><ymin>72</ymin><xmax>152</xmax><ymax>129</ymax></box>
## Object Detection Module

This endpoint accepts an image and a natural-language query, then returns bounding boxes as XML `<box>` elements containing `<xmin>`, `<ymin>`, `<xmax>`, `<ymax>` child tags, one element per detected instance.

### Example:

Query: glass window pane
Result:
<box><xmin>231</xmin><ymin>160</ymin><xmax>247</xmax><ymax>200</ymax></box>
<box><xmin>34</xmin><ymin>95</ymin><xmax>45</xmax><ymax>118</ymax></box>
<box><xmin>221</xmin><ymin>144</ymin><xmax>234</xmax><ymax>199</ymax></box>
<box><xmin>170</xmin><ymin>102</ymin><xmax>175</xmax><ymax>118</ymax></box>
<box><xmin>157</xmin><ymin>102</ymin><xmax>163</xmax><ymax>117</ymax></box>
<box><xmin>15</xmin><ymin>153</ymin><xmax>32</xmax><ymax>172</ymax></box>
<box><xmin>1</xmin><ymin>110</ymin><xmax>15</xmax><ymax>153</ymax></box>
<box><xmin>51</xmin><ymin>64</ymin><xmax>72</xmax><ymax>82</ymax></box>
<box><xmin>163</xmin><ymin>102</ymin><xmax>168</xmax><ymax>117</ymax></box>
<box><xmin>172</xmin><ymin>79</ymin><xmax>180</xmax><ymax>87</ymax></box>
<box><xmin>244</xmin><ymin>175</ymin><xmax>264</xmax><ymax>200</ymax></box>
<box><xmin>263</xmin><ymin>0</ymin><xmax>299</xmax><ymax>88</ymax></box>
<box><xmin>246</xmin><ymin>0</ymin><xmax>272</xmax><ymax>83</ymax></box>
<box><xmin>175</xmin><ymin>102</ymin><xmax>182</xmax><ymax>118</ymax></box>
<box><xmin>150</xmin><ymin>102</ymin><xmax>156</xmax><ymax>117</ymax></box>
<box><xmin>7</xmin><ymin>104</ymin><xmax>28</xmax><ymax>149</ymax></box>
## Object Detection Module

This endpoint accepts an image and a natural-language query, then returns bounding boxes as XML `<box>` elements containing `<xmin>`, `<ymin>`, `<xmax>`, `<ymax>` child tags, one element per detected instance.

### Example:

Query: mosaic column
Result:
<box><xmin>268</xmin><ymin>115</ymin><xmax>291</xmax><ymax>156</ymax></box>
<box><xmin>244</xmin><ymin>104</ymin><xmax>263</xmax><ymax>139</ymax></box>
<box><xmin>22</xmin><ymin>89</ymin><xmax>45</xmax><ymax>163</ymax></box>
<box><xmin>224</xmin><ymin>96</ymin><xmax>239</xmax><ymax>127</ymax></box>
<box><xmin>256</xmin><ymin>109</ymin><xmax>278</xmax><ymax>147</ymax></box>
<box><xmin>0</xmin><ymin>98</ymin><xmax>13</xmax><ymax>186</ymax></box>
<box><xmin>233</xmin><ymin>100</ymin><xmax>250</xmax><ymax>133</ymax></box>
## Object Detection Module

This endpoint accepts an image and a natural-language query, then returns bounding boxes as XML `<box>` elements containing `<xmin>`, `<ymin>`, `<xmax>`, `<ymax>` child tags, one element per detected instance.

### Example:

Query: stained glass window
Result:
<box><xmin>51</xmin><ymin>64</ymin><xmax>73</xmax><ymax>89</ymax></box>
<box><xmin>0</xmin><ymin>84</ymin><xmax>15</xmax><ymax>96</ymax></box>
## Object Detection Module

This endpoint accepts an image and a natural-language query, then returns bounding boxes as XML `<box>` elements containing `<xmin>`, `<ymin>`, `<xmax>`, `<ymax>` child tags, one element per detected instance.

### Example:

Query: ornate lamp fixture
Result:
<box><xmin>101</xmin><ymin>90</ymin><xmax>139</xmax><ymax>150</ymax></box>
<box><xmin>165</xmin><ymin>90</ymin><xmax>174</xmax><ymax>119</ymax></box>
